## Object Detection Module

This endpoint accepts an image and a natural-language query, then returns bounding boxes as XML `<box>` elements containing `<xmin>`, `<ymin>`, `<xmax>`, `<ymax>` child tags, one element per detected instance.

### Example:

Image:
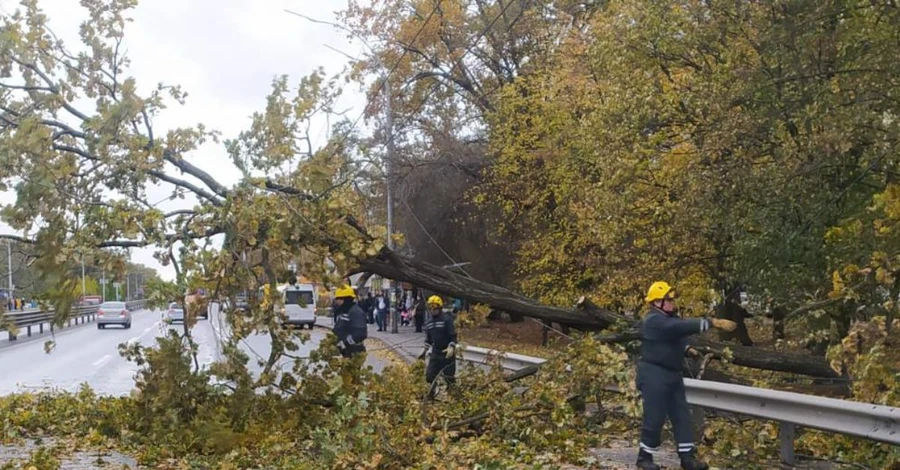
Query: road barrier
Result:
<box><xmin>458</xmin><ymin>345</ymin><xmax>900</xmax><ymax>464</ymax></box>
<box><xmin>1</xmin><ymin>300</ymin><xmax>147</xmax><ymax>341</ymax></box>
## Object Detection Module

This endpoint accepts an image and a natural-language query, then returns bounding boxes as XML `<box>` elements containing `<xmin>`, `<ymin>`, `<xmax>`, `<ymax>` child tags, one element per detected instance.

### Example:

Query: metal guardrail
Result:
<box><xmin>1</xmin><ymin>300</ymin><xmax>146</xmax><ymax>341</ymax></box>
<box><xmin>458</xmin><ymin>345</ymin><xmax>900</xmax><ymax>464</ymax></box>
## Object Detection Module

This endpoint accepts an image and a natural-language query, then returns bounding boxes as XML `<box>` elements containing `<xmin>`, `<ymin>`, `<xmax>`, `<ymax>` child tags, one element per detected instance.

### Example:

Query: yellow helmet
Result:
<box><xmin>427</xmin><ymin>295</ymin><xmax>443</xmax><ymax>307</ymax></box>
<box><xmin>645</xmin><ymin>281</ymin><xmax>674</xmax><ymax>303</ymax></box>
<box><xmin>334</xmin><ymin>285</ymin><xmax>356</xmax><ymax>299</ymax></box>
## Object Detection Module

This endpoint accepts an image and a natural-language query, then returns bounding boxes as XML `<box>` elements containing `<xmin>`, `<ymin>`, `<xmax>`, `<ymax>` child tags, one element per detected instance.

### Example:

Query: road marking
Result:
<box><xmin>92</xmin><ymin>354</ymin><xmax>112</xmax><ymax>367</ymax></box>
<box><xmin>124</xmin><ymin>321</ymin><xmax>162</xmax><ymax>346</ymax></box>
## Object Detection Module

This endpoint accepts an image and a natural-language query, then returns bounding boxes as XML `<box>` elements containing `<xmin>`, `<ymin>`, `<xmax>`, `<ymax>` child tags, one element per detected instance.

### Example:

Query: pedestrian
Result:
<box><xmin>332</xmin><ymin>285</ymin><xmax>367</xmax><ymax>357</ymax></box>
<box><xmin>413</xmin><ymin>293</ymin><xmax>425</xmax><ymax>333</ymax></box>
<box><xmin>423</xmin><ymin>295</ymin><xmax>456</xmax><ymax>397</ymax></box>
<box><xmin>363</xmin><ymin>292</ymin><xmax>375</xmax><ymax>324</ymax></box>
<box><xmin>636</xmin><ymin>281</ymin><xmax>737</xmax><ymax>470</ymax></box>
<box><xmin>375</xmin><ymin>292</ymin><xmax>389</xmax><ymax>332</ymax></box>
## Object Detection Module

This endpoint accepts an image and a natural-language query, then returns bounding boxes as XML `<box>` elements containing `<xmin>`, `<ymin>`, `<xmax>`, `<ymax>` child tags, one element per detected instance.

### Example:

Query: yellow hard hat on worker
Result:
<box><xmin>334</xmin><ymin>285</ymin><xmax>356</xmax><ymax>299</ymax></box>
<box><xmin>427</xmin><ymin>295</ymin><xmax>443</xmax><ymax>307</ymax></box>
<box><xmin>645</xmin><ymin>281</ymin><xmax>675</xmax><ymax>303</ymax></box>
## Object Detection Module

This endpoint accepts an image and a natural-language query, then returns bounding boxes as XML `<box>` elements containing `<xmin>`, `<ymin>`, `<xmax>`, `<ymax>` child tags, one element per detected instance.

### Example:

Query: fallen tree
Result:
<box><xmin>355</xmin><ymin>250</ymin><xmax>842</xmax><ymax>379</ymax></box>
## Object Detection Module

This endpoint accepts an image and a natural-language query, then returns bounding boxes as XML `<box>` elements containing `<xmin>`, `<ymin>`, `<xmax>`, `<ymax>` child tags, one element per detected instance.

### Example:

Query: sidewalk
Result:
<box><xmin>315</xmin><ymin>315</ymin><xmax>426</xmax><ymax>363</ymax></box>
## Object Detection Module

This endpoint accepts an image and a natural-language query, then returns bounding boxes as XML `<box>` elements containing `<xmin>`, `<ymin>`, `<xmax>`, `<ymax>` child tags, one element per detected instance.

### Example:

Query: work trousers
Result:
<box><xmin>425</xmin><ymin>355</ymin><xmax>456</xmax><ymax>386</ymax></box>
<box><xmin>637</xmin><ymin>362</ymin><xmax>696</xmax><ymax>455</ymax></box>
<box><xmin>340</xmin><ymin>344</ymin><xmax>366</xmax><ymax>358</ymax></box>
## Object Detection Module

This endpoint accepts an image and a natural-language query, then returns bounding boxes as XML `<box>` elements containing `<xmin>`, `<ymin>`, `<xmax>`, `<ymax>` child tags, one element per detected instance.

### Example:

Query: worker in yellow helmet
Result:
<box><xmin>636</xmin><ymin>281</ymin><xmax>736</xmax><ymax>470</ymax></box>
<box><xmin>422</xmin><ymin>295</ymin><xmax>457</xmax><ymax>397</ymax></box>
<box><xmin>332</xmin><ymin>285</ymin><xmax>367</xmax><ymax>357</ymax></box>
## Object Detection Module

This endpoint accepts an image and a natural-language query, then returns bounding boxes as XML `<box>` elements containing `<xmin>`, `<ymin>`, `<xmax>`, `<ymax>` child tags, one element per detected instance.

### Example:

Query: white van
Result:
<box><xmin>281</xmin><ymin>283</ymin><xmax>317</xmax><ymax>329</ymax></box>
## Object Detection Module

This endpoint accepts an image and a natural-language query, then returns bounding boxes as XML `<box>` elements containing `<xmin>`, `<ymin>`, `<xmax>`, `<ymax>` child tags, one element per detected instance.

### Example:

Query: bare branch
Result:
<box><xmin>164</xmin><ymin>209</ymin><xmax>196</xmax><ymax>218</ymax></box>
<box><xmin>10</xmin><ymin>57</ymin><xmax>91</xmax><ymax>122</ymax></box>
<box><xmin>0</xmin><ymin>234</ymin><xmax>37</xmax><ymax>244</ymax></box>
<box><xmin>147</xmin><ymin>169</ymin><xmax>223</xmax><ymax>207</ymax></box>
<box><xmin>0</xmin><ymin>82</ymin><xmax>55</xmax><ymax>92</ymax></box>
<box><xmin>162</xmin><ymin>150</ymin><xmax>230</xmax><ymax>199</ymax></box>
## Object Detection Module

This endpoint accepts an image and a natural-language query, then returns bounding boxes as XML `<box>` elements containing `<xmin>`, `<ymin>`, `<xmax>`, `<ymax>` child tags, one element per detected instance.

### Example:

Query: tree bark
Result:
<box><xmin>716</xmin><ymin>300</ymin><xmax>754</xmax><ymax>346</ymax></box>
<box><xmin>354</xmin><ymin>250</ymin><xmax>841</xmax><ymax>378</ymax></box>
<box><xmin>355</xmin><ymin>251</ymin><xmax>623</xmax><ymax>328</ymax></box>
<box><xmin>772</xmin><ymin>306</ymin><xmax>787</xmax><ymax>341</ymax></box>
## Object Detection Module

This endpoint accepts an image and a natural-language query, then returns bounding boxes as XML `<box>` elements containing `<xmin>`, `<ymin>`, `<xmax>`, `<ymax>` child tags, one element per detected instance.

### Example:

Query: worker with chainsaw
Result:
<box><xmin>423</xmin><ymin>295</ymin><xmax>457</xmax><ymax>393</ymax></box>
<box><xmin>636</xmin><ymin>281</ymin><xmax>737</xmax><ymax>470</ymax></box>
<box><xmin>333</xmin><ymin>285</ymin><xmax>368</xmax><ymax>357</ymax></box>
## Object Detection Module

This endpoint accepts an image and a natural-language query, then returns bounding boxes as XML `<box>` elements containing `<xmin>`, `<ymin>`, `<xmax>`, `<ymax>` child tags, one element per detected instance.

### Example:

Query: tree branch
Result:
<box><xmin>147</xmin><ymin>169</ymin><xmax>223</xmax><ymax>207</ymax></box>
<box><xmin>162</xmin><ymin>150</ymin><xmax>230</xmax><ymax>199</ymax></box>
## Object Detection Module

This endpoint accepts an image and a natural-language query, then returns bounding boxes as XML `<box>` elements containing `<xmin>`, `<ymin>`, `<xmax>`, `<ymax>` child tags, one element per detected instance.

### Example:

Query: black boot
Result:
<box><xmin>679</xmin><ymin>450</ymin><xmax>709</xmax><ymax>470</ymax></box>
<box><xmin>636</xmin><ymin>449</ymin><xmax>660</xmax><ymax>470</ymax></box>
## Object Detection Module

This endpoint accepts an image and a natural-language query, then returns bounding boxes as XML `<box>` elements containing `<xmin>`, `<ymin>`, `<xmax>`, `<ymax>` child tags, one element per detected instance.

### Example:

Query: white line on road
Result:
<box><xmin>92</xmin><ymin>354</ymin><xmax>112</xmax><ymax>367</ymax></box>
<box><xmin>125</xmin><ymin>321</ymin><xmax>162</xmax><ymax>346</ymax></box>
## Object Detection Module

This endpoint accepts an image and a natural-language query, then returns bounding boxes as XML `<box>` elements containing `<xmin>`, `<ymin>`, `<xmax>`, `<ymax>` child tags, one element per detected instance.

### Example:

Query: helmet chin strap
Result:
<box><xmin>655</xmin><ymin>300</ymin><xmax>677</xmax><ymax>316</ymax></box>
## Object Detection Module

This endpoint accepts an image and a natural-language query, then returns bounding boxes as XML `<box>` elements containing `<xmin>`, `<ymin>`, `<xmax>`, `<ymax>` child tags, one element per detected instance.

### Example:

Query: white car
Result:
<box><xmin>97</xmin><ymin>301</ymin><xmax>131</xmax><ymax>329</ymax></box>
<box><xmin>165</xmin><ymin>302</ymin><xmax>185</xmax><ymax>323</ymax></box>
<box><xmin>281</xmin><ymin>283</ymin><xmax>317</xmax><ymax>329</ymax></box>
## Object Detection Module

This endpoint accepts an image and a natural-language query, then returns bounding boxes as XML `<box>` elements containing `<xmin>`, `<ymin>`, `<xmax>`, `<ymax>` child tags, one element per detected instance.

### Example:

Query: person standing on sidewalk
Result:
<box><xmin>333</xmin><ymin>286</ymin><xmax>368</xmax><ymax>357</ymax></box>
<box><xmin>413</xmin><ymin>292</ymin><xmax>426</xmax><ymax>333</ymax></box>
<box><xmin>636</xmin><ymin>281</ymin><xmax>737</xmax><ymax>470</ymax></box>
<box><xmin>423</xmin><ymin>295</ymin><xmax>457</xmax><ymax>395</ymax></box>
<box><xmin>361</xmin><ymin>291</ymin><xmax>374</xmax><ymax>324</ymax></box>
<box><xmin>375</xmin><ymin>291</ymin><xmax>389</xmax><ymax>332</ymax></box>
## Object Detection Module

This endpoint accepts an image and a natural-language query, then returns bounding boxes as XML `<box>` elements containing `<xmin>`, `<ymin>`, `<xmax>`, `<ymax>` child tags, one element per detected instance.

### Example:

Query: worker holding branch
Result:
<box><xmin>636</xmin><ymin>281</ymin><xmax>737</xmax><ymax>470</ymax></box>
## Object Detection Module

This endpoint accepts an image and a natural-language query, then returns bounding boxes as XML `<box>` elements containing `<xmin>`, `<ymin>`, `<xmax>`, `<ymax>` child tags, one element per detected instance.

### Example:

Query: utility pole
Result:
<box><xmin>101</xmin><ymin>269</ymin><xmax>106</xmax><ymax>302</ymax></box>
<box><xmin>384</xmin><ymin>75</ymin><xmax>399</xmax><ymax>334</ymax></box>
<box><xmin>126</xmin><ymin>273</ymin><xmax>130</xmax><ymax>301</ymax></box>
<box><xmin>6</xmin><ymin>239</ymin><xmax>12</xmax><ymax>296</ymax></box>
<box><xmin>81</xmin><ymin>253</ymin><xmax>86</xmax><ymax>300</ymax></box>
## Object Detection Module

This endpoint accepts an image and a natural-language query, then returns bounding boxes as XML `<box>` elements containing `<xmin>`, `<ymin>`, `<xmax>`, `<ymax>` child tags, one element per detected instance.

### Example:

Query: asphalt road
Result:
<box><xmin>0</xmin><ymin>308</ymin><xmax>387</xmax><ymax>396</ymax></box>
<box><xmin>0</xmin><ymin>309</ymin><xmax>216</xmax><ymax>396</ymax></box>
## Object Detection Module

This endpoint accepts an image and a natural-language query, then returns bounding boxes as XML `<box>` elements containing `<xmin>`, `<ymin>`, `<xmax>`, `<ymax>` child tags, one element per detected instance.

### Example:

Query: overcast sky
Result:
<box><xmin>0</xmin><ymin>0</ymin><xmax>367</xmax><ymax>281</ymax></box>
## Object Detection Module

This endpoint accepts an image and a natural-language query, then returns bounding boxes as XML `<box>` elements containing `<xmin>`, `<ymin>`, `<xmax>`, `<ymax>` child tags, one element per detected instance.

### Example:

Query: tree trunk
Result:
<box><xmin>356</xmin><ymin>252</ymin><xmax>622</xmax><ymax>328</ymax></box>
<box><xmin>716</xmin><ymin>301</ymin><xmax>754</xmax><ymax>346</ymax></box>
<box><xmin>355</xmin><ymin>250</ymin><xmax>841</xmax><ymax>378</ymax></box>
<box><xmin>772</xmin><ymin>306</ymin><xmax>787</xmax><ymax>341</ymax></box>
<box><xmin>541</xmin><ymin>319</ymin><xmax>552</xmax><ymax>346</ymax></box>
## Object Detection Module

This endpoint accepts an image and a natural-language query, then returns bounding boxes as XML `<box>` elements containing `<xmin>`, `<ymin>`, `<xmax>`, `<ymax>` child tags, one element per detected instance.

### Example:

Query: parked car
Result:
<box><xmin>281</xmin><ymin>283</ymin><xmax>317</xmax><ymax>329</ymax></box>
<box><xmin>165</xmin><ymin>302</ymin><xmax>185</xmax><ymax>324</ymax></box>
<box><xmin>97</xmin><ymin>301</ymin><xmax>131</xmax><ymax>329</ymax></box>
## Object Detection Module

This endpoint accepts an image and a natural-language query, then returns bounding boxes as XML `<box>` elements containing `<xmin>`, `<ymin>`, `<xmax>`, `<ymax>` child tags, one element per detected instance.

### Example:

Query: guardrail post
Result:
<box><xmin>39</xmin><ymin>323</ymin><xmax>43</xmax><ymax>333</ymax></box>
<box><xmin>8</xmin><ymin>331</ymin><xmax>15</xmax><ymax>341</ymax></box>
<box><xmin>26</xmin><ymin>325</ymin><xmax>31</xmax><ymax>337</ymax></box>
<box><xmin>690</xmin><ymin>406</ymin><xmax>706</xmax><ymax>438</ymax></box>
<box><xmin>778</xmin><ymin>421</ymin><xmax>796</xmax><ymax>465</ymax></box>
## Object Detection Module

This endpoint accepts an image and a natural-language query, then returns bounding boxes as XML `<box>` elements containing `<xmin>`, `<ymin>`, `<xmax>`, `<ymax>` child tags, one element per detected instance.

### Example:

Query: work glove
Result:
<box><xmin>710</xmin><ymin>318</ymin><xmax>738</xmax><ymax>332</ymax></box>
<box><xmin>443</xmin><ymin>343</ymin><xmax>456</xmax><ymax>359</ymax></box>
